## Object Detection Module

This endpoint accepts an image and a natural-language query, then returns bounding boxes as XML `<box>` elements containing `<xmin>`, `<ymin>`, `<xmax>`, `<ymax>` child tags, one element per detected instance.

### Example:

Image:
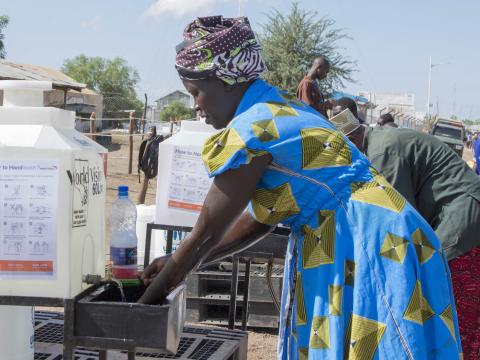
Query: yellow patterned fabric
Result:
<box><xmin>351</xmin><ymin>175</ymin><xmax>406</xmax><ymax>213</ymax></box>
<box><xmin>298</xmin><ymin>348</ymin><xmax>308</xmax><ymax>360</ymax></box>
<box><xmin>412</xmin><ymin>227</ymin><xmax>436</xmax><ymax>265</ymax></box>
<box><xmin>280</xmin><ymin>92</ymin><xmax>306</xmax><ymax>108</ymax></box>
<box><xmin>344</xmin><ymin>315</ymin><xmax>386</xmax><ymax>360</ymax></box>
<box><xmin>309</xmin><ymin>316</ymin><xmax>330</xmax><ymax>349</ymax></box>
<box><xmin>380</xmin><ymin>233</ymin><xmax>409</xmax><ymax>263</ymax></box>
<box><xmin>251</xmin><ymin>183</ymin><xmax>300</xmax><ymax>225</ymax></box>
<box><xmin>296</xmin><ymin>272</ymin><xmax>307</xmax><ymax>326</ymax></box>
<box><xmin>202</xmin><ymin>128</ymin><xmax>245</xmax><ymax>174</ymax></box>
<box><xmin>251</xmin><ymin>119</ymin><xmax>280</xmax><ymax>142</ymax></box>
<box><xmin>344</xmin><ymin>260</ymin><xmax>355</xmax><ymax>287</ymax></box>
<box><xmin>403</xmin><ymin>281</ymin><xmax>435</xmax><ymax>325</ymax></box>
<box><xmin>439</xmin><ymin>305</ymin><xmax>456</xmax><ymax>340</ymax></box>
<box><xmin>266</xmin><ymin>101</ymin><xmax>299</xmax><ymax>117</ymax></box>
<box><xmin>328</xmin><ymin>285</ymin><xmax>343</xmax><ymax>316</ymax></box>
<box><xmin>202</xmin><ymin>127</ymin><xmax>269</xmax><ymax>176</ymax></box>
<box><xmin>301</xmin><ymin>128</ymin><xmax>352</xmax><ymax>169</ymax></box>
<box><xmin>302</xmin><ymin>210</ymin><xmax>336</xmax><ymax>269</ymax></box>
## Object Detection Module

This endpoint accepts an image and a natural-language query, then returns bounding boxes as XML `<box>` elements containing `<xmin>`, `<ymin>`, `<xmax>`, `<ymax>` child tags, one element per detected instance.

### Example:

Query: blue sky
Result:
<box><xmin>1</xmin><ymin>0</ymin><xmax>479</xmax><ymax>119</ymax></box>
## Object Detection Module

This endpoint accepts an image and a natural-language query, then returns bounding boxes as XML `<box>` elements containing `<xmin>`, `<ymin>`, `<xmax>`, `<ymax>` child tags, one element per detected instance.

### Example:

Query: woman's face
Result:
<box><xmin>182</xmin><ymin>78</ymin><xmax>240</xmax><ymax>129</ymax></box>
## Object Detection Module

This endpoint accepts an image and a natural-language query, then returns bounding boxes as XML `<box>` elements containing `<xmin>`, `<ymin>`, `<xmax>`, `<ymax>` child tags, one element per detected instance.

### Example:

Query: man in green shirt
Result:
<box><xmin>332</xmin><ymin>97</ymin><xmax>480</xmax><ymax>357</ymax></box>
<box><xmin>377</xmin><ymin>113</ymin><xmax>398</xmax><ymax>128</ymax></box>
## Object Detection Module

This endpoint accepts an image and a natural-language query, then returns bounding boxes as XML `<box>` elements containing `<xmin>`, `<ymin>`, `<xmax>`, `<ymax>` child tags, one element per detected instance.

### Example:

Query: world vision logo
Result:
<box><xmin>74</xmin><ymin>160</ymin><xmax>89</xmax><ymax>207</ymax></box>
<box><xmin>73</xmin><ymin>159</ymin><xmax>89</xmax><ymax>227</ymax></box>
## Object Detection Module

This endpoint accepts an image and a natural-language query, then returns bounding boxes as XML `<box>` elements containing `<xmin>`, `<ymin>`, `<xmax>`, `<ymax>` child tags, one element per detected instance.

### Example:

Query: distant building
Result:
<box><xmin>154</xmin><ymin>90</ymin><xmax>194</xmax><ymax>121</ymax></box>
<box><xmin>0</xmin><ymin>60</ymin><xmax>103</xmax><ymax>119</ymax></box>
<box><xmin>45</xmin><ymin>88</ymin><xmax>103</xmax><ymax>119</ymax></box>
<box><xmin>331</xmin><ymin>91</ymin><xmax>372</xmax><ymax>123</ymax></box>
<box><xmin>359</xmin><ymin>91</ymin><xmax>416</xmax><ymax>126</ymax></box>
<box><xmin>155</xmin><ymin>90</ymin><xmax>193</xmax><ymax>110</ymax></box>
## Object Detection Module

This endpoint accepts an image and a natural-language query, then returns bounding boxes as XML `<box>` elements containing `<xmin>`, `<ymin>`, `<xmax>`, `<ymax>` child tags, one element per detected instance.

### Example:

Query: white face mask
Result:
<box><xmin>329</xmin><ymin>108</ymin><xmax>360</xmax><ymax>136</ymax></box>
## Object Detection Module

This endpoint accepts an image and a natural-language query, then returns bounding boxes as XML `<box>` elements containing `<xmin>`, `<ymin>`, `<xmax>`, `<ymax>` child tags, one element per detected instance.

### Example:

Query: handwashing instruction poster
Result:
<box><xmin>168</xmin><ymin>146</ymin><xmax>212</xmax><ymax>212</ymax></box>
<box><xmin>0</xmin><ymin>160</ymin><xmax>58</xmax><ymax>279</ymax></box>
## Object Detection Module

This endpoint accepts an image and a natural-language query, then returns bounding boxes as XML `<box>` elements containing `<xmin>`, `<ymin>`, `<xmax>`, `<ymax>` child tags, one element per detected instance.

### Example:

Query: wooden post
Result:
<box><xmin>89</xmin><ymin>112</ymin><xmax>96</xmax><ymax>141</ymax></box>
<box><xmin>128</xmin><ymin>111</ymin><xmax>134</xmax><ymax>175</ymax></box>
<box><xmin>140</xmin><ymin>115</ymin><xmax>146</xmax><ymax>140</ymax></box>
<box><xmin>138</xmin><ymin>176</ymin><xmax>149</xmax><ymax>204</ymax></box>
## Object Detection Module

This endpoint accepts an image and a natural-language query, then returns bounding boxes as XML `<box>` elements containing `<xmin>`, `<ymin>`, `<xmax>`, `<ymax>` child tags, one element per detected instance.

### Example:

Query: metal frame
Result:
<box><xmin>144</xmin><ymin>223</ymin><xmax>193</xmax><ymax>268</ymax></box>
<box><xmin>0</xmin><ymin>223</ymin><xmax>288</xmax><ymax>358</ymax></box>
<box><xmin>0</xmin><ymin>284</ymin><xmax>138</xmax><ymax>359</ymax></box>
<box><xmin>145</xmin><ymin>223</ymin><xmax>289</xmax><ymax>331</ymax></box>
<box><xmin>35</xmin><ymin>310</ymin><xmax>248</xmax><ymax>360</ymax></box>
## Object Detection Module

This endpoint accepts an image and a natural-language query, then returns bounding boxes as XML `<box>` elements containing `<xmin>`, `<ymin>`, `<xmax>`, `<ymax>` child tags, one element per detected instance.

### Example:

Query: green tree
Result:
<box><xmin>0</xmin><ymin>16</ymin><xmax>9</xmax><ymax>59</ymax></box>
<box><xmin>160</xmin><ymin>101</ymin><xmax>195</xmax><ymax>122</ymax></box>
<box><xmin>62</xmin><ymin>55</ymin><xmax>143</xmax><ymax>113</ymax></box>
<box><xmin>259</xmin><ymin>3</ymin><xmax>356</xmax><ymax>94</ymax></box>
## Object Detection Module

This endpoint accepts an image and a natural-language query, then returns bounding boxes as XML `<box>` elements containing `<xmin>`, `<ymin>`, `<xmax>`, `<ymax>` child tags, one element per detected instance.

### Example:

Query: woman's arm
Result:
<box><xmin>139</xmin><ymin>212</ymin><xmax>273</xmax><ymax>286</ymax></box>
<box><xmin>138</xmin><ymin>154</ymin><xmax>272</xmax><ymax>304</ymax></box>
<box><xmin>202</xmin><ymin>211</ymin><xmax>273</xmax><ymax>266</ymax></box>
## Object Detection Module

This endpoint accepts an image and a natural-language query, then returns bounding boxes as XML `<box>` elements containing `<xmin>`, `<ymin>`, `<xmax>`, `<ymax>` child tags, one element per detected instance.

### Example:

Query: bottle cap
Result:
<box><xmin>118</xmin><ymin>185</ymin><xmax>129</xmax><ymax>197</ymax></box>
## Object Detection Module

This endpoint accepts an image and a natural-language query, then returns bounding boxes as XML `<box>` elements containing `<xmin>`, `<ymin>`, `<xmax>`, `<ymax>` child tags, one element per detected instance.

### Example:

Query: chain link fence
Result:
<box><xmin>71</xmin><ymin>95</ymin><xmax>193</xmax><ymax>208</ymax></box>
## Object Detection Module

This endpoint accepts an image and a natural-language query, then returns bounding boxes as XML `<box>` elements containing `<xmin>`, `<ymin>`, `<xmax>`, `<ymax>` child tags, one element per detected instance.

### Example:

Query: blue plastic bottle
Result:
<box><xmin>109</xmin><ymin>186</ymin><xmax>138</xmax><ymax>279</ymax></box>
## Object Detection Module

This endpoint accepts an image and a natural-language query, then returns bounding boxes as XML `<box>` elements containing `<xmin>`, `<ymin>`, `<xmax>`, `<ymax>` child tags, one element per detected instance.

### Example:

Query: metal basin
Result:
<box><xmin>74</xmin><ymin>283</ymin><xmax>186</xmax><ymax>353</ymax></box>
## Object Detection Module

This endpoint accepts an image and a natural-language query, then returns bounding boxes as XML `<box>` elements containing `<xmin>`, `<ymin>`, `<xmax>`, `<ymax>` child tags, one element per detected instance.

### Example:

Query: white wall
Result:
<box><xmin>359</xmin><ymin>91</ymin><xmax>416</xmax><ymax>126</ymax></box>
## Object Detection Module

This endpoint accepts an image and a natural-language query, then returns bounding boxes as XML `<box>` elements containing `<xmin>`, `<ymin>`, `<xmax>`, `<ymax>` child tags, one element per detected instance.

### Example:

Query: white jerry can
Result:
<box><xmin>154</xmin><ymin>120</ymin><xmax>217</xmax><ymax>255</ymax></box>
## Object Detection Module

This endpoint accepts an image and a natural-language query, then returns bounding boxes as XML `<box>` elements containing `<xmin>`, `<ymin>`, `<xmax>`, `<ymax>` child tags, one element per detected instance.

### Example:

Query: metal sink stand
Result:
<box><xmin>0</xmin><ymin>284</ymin><xmax>137</xmax><ymax>360</ymax></box>
<box><xmin>145</xmin><ymin>224</ymin><xmax>289</xmax><ymax>331</ymax></box>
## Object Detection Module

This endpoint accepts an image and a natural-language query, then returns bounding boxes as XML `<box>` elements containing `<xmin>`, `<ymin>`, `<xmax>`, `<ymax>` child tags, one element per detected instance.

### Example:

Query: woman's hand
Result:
<box><xmin>138</xmin><ymin>254</ymin><xmax>172</xmax><ymax>286</ymax></box>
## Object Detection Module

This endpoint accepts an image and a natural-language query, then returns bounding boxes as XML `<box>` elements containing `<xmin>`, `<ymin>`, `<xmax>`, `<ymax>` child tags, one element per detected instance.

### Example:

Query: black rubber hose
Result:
<box><xmin>266</xmin><ymin>259</ymin><xmax>281</xmax><ymax>312</ymax></box>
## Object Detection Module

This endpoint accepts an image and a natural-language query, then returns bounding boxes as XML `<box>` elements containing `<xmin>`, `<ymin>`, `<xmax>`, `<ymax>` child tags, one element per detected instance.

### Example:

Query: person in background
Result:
<box><xmin>334</xmin><ymin>97</ymin><xmax>365</xmax><ymax>124</ymax></box>
<box><xmin>296</xmin><ymin>57</ymin><xmax>333</xmax><ymax>117</ymax></box>
<box><xmin>377</xmin><ymin>113</ymin><xmax>398</xmax><ymax>127</ymax></box>
<box><xmin>472</xmin><ymin>133</ymin><xmax>480</xmax><ymax>175</ymax></box>
<box><xmin>137</xmin><ymin>126</ymin><xmax>164</xmax><ymax>204</ymax></box>
<box><xmin>466</xmin><ymin>131</ymin><xmax>472</xmax><ymax>149</ymax></box>
<box><xmin>332</xmin><ymin>99</ymin><xmax>480</xmax><ymax>360</ymax></box>
<box><xmin>139</xmin><ymin>16</ymin><xmax>461</xmax><ymax>360</ymax></box>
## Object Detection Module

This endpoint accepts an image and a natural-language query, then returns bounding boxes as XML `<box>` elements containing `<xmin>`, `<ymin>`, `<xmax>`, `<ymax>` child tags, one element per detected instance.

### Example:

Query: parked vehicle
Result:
<box><xmin>430</xmin><ymin>118</ymin><xmax>465</xmax><ymax>157</ymax></box>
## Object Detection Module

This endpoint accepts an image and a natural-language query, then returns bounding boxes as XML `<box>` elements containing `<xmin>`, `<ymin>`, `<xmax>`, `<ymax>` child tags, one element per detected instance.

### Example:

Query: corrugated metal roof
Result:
<box><xmin>0</xmin><ymin>60</ymin><xmax>86</xmax><ymax>91</ymax></box>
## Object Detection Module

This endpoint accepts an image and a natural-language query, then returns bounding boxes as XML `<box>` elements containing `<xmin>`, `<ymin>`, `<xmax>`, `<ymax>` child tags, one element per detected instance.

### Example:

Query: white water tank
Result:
<box><xmin>0</xmin><ymin>306</ymin><xmax>34</xmax><ymax>359</ymax></box>
<box><xmin>0</xmin><ymin>81</ymin><xmax>107</xmax><ymax>360</ymax></box>
<box><xmin>154</xmin><ymin>120</ymin><xmax>216</xmax><ymax>254</ymax></box>
<box><xmin>136</xmin><ymin>204</ymin><xmax>162</xmax><ymax>266</ymax></box>
<box><xmin>0</xmin><ymin>80</ymin><xmax>107</xmax><ymax>297</ymax></box>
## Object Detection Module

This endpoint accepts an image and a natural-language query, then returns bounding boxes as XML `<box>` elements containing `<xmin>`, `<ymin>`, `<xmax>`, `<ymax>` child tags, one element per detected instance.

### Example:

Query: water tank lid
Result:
<box><xmin>0</xmin><ymin>80</ymin><xmax>53</xmax><ymax>107</ymax></box>
<box><xmin>0</xmin><ymin>80</ymin><xmax>52</xmax><ymax>91</ymax></box>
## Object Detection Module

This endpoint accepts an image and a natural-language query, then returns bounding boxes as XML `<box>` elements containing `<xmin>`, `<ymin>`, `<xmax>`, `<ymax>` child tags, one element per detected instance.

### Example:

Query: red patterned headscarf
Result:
<box><xmin>175</xmin><ymin>16</ymin><xmax>266</xmax><ymax>85</ymax></box>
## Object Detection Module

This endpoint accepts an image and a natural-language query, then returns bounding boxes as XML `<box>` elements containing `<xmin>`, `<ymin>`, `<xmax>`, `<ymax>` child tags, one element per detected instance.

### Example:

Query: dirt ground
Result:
<box><xmin>246</xmin><ymin>330</ymin><xmax>278</xmax><ymax>359</ymax></box>
<box><xmin>104</xmin><ymin>135</ymin><xmax>278</xmax><ymax>359</ymax></box>
<box><xmin>463</xmin><ymin>145</ymin><xmax>474</xmax><ymax>165</ymax></box>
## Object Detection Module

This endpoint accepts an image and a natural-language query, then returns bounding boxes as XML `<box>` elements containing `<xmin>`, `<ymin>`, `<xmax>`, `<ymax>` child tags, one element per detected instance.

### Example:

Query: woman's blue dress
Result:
<box><xmin>202</xmin><ymin>79</ymin><xmax>462</xmax><ymax>359</ymax></box>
